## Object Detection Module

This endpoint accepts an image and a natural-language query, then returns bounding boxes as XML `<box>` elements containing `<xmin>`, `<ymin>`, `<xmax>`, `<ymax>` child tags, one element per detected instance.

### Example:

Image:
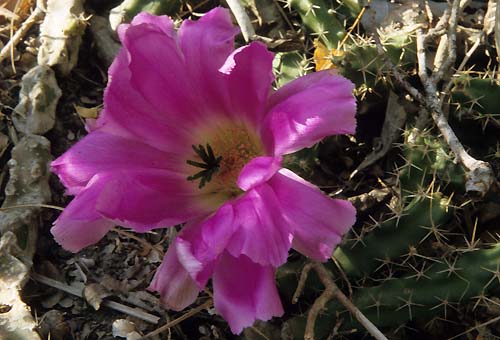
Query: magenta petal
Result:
<box><xmin>219</xmin><ymin>42</ymin><xmax>274</xmax><ymax>126</ymax></box>
<box><xmin>121</xmin><ymin>18</ymin><xmax>197</xmax><ymax>122</ymax></box>
<box><xmin>237</xmin><ymin>156</ymin><xmax>282</xmax><ymax>191</ymax></box>
<box><xmin>226</xmin><ymin>185</ymin><xmax>292</xmax><ymax>267</ymax></box>
<box><xmin>213</xmin><ymin>252</ymin><xmax>284</xmax><ymax>334</ymax></box>
<box><xmin>95</xmin><ymin>169</ymin><xmax>208</xmax><ymax>231</ymax></box>
<box><xmin>268</xmin><ymin>169</ymin><xmax>356</xmax><ymax>261</ymax></box>
<box><xmin>117</xmin><ymin>12</ymin><xmax>176</xmax><ymax>46</ymax></box>
<box><xmin>51</xmin><ymin>175</ymin><xmax>114</xmax><ymax>252</ymax></box>
<box><xmin>128</xmin><ymin>12</ymin><xmax>175</xmax><ymax>35</ymax></box>
<box><xmin>263</xmin><ymin>70</ymin><xmax>356</xmax><ymax>156</ymax></box>
<box><xmin>148</xmin><ymin>241</ymin><xmax>200</xmax><ymax>311</ymax></box>
<box><xmin>179</xmin><ymin>7</ymin><xmax>238</xmax><ymax>77</ymax></box>
<box><xmin>51</xmin><ymin>131</ymin><xmax>181</xmax><ymax>195</ymax></box>
<box><xmin>178</xmin><ymin>8</ymin><xmax>239</xmax><ymax>115</ymax></box>
<box><xmin>100</xmin><ymin>21</ymin><xmax>197</xmax><ymax>152</ymax></box>
<box><xmin>213</xmin><ymin>252</ymin><xmax>283</xmax><ymax>334</ymax></box>
<box><xmin>176</xmin><ymin>204</ymin><xmax>235</xmax><ymax>287</ymax></box>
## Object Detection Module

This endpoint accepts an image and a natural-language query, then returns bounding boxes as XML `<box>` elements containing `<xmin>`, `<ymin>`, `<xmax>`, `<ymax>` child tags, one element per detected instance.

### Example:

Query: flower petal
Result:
<box><xmin>237</xmin><ymin>156</ymin><xmax>282</xmax><ymax>191</ymax></box>
<box><xmin>125</xmin><ymin>11</ymin><xmax>176</xmax><ymax>35</ymax></box>
<box><xmin>120</xmin><ymin>15</ymin><xmax>197</xmax><ymax>118</ymax></box>
<box><xmin>99</xmin><ymin>15</ymin><xmax>199</xmax><ymax>151</ymax></box>
<box><xmin>51</xmin><ymin>174</ymin><xmax>115</xmax><ymax>252</ymax></box>
<box><xmin>176</xmin><ymin>204</ymin><xmax>235</xmax><ymax>287</ymax></box>
<box><xmin>178</xmin><ymin>8</ymin><xmax>239</xmax><ymax>115</ymax></box>
<box><xmin>219</xmin><ymin>42</ymin><xmax>274</xmax><ymax>127</ymax></box>
<box><xmin>212</xmin><ymin>252</ymin><xmax>284</xmax><ymax>334</ymax></box>
<box><xmin>226</xmin><ymin>185</ymin><xmax>292</xmax><ymax>267</ymax></box>
<box><xmin>51</xmin><ymin>131</ymin><xmax>183</xmax><ymax>195</ymax></box>
<box><xmin>263</xmin><ymin>70</ymin><xmax>356</xmax><ymax>155</ymax></box>
<box><xmin>148</xmin><ymin>241</ymin><xmax>200</xmax><ymax>311</ymax></box>
<box><xmin>98</xmin><ymin>48</ymin><xmax>193</xmax><ymax>153</ymax></box>
<box><xmin>179</xmin><ymin>8</ymin><xmax>238</xmax><ymax>71</ymax></box>
<box><xmin>95</xmin><ymin>169</ymin><xmax>210</xmax><ymax>231</ymax></box>
<box><xmin>268</xmin><ymin>169</ymin><xmax>356</xmax><ymax>261</ymax></box>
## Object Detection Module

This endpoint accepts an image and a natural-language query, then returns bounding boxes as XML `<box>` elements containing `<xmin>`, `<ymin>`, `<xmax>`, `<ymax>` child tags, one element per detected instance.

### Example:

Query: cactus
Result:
<box><xmin>337</xmin><ymin>31</ymin><xmax>416</xmax><ymax>88</ymax></box>
<box><xmin>285</xmin><ymin>245</ymin><xmax>500</xmax><ymax>339</ymax></box>
<box><xmin>38</xmin><ymin>0</ymin><xmax>87</xmax><ymax>76</ymax></box>
<box><xmin>289</xmin><ymin>0</ymin><xmax>347</xmax><ymax>49</ymax></box>
<box><xmin>310</xmin><ymin>30</ymin><xmax>417</xmax><ymax>89</ymax></box>
<box><xmin>351</xmin><ymin>245</ymin><xmax>500</xmax><ymax>326</ymax></box>
<box><xmin>110</xmin><ymin>0</ymin><xmax>182</xmax><ymax>30</ymax></box>
<box><xmin>292</xmin><ymin>0</ymin><xmax>417</xmax><ymax>88</ymax></box>
<box><xmin>12</xmin><ymin>66</ymin><xmax>62</xmax><ymax>136</ymax></box>
<box><xmin>451</xmin><ymin>76</ymin><xmax>500</xmax><ymax>128</ymax></box>
<box><xmin>273</xmin><ymin>51</ymin><xmax>312</xmax><ymax>87</ymax></box>
<box><xmin>267</xmin><ymin>0</ymin><xmax>496</xmax><ymax>338</ymax></box>
<box><xmin>333</xmin><ymin>193</ymin><xmax>453</xmax><ymax>278</ymax></box>
<box><xmin>278</xmin><ymin>126</ymin><xmax>472</xmax><ymax>337</ymax></box>
<box><xmin>334</xmin><ymin>129</ymin><xmax>464</xmax><ymax>278</ymax></box>
<box><xmin>399</xmin><ymin>129</ymin><xmax>465</xmax><ymax>199</ymax></box>
<box><xmin>333</xmin><ymin>0</ymin><xmax>361</xmax><ymax>20</ymax></box>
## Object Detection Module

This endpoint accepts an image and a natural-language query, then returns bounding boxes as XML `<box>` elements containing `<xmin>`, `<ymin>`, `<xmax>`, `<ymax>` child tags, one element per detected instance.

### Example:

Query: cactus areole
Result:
<box><xmin>50</xmin><ymin>8</ymin><xmax>357</xmax><ymax>334</ymax></box>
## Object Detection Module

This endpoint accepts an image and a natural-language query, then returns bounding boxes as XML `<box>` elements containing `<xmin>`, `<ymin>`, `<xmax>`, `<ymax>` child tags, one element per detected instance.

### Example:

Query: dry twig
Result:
<box><xmin>432</xmin><ymin>0</ymin><xmax>459</xmax><ymax>83</ymax></box>
<box><xmin>293</xmin><ymin>262</ymin><xmax>388</xmax><ymax>340</ymax></box>
<box><xmin>0</xmin><ymin>1</ymin><xmax>44</xmax><ymax>65</ymax></box>
<box><xmin>369</xmin><ymin>1</ymin><xmax>494</xmax><ymax>197</ymax></box>
<box><xmin>447</xmin><ymin>314</ymin><xmax>500</xmax><ymax>340</ymax></box>
<box><xmin>31</xmin><ymin>272</ymin><xmax>160</xmax><ymax>324</ymax></box>
<box><xmin>225</xmin><ymin>0</ymin><xmax>256</xmax><ymax>42</ymax></box>
<box><xmin>138</xmin><ymin>299</ymin><xmax>213</xmax><ymax>339</ymax></box>
<box><xmin>111</xmin><ymin>227</ymin><xmax>164</xmax><ymax>256</ymax></box>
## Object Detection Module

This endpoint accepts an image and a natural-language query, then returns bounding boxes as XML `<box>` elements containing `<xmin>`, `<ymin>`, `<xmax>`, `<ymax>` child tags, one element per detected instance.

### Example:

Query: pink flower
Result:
<box><xmin>51</xmin><ymin>8</ymin><xmax>357</xmax><ymax>333</ymax></box>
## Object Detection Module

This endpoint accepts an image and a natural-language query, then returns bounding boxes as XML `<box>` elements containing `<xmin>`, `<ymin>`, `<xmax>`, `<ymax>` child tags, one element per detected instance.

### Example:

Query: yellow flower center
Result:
<box><xmin>186</xmin><ymin>121</ymin><xmax>264</xmax><ymax>208</ymax></box>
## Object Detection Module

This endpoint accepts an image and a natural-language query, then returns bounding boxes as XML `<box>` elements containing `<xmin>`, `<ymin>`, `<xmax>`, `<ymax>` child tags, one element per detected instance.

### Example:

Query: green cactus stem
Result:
<box><xmin>110</xmin><ymin>0</ymin><xmax>181</xmax><ymax>29</ymax></box>
<box><xmin>451</xmin><ymin>77</ymin><xmax>500</xmax><ymax>128</ymax></box>
<box><xmin>285</xmin><ymin>245</ymin><xmax>500</xmax><ymax>339</ymax></box>
<box><xmin>273</xmin><ymin>51</ymin><xmax>312</xmax><ymax>87</ymax></box>
<box><xmin>399</xmin><ymin>129</ymin><xmax>465</xmax><ymax>197</ymax></box>
<box><xmin>289</xmin><ymin>0</ymin><xmax>346</xmax><ymax>49</ymax></box>
<box><xmin>334</xmin><ymin>193</ymin><xmax>453</xmax><ymax>278</ymax></box>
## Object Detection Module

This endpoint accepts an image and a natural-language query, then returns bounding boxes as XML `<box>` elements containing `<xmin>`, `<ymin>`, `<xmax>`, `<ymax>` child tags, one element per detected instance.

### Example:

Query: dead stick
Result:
<box><xmin>226</xmin><ymin>0</ymin><xmax>255</xmax><ymax>42</ymax></box>
<box><xmin>297</xmin><ymin>262</ymin><xmax>388</xmax><ymax>340</ymax></box>
<box><xmin>447</xmin><ymin>315</ymin><xmax>500</xmax><ymax>340</ymax></box>
<box><xmin>440</xmin><ymin>28</ymin><xmax>484</xmax><ymax>105</ymax></box>
<box><xmin>31</xmin><ymin>272</ymin><xmax>160</xmax><ymax>324</ymax></box>
<box><xmin>292</xmin><ymin>262</ymin><xmax>313</xmax><ymax>304</ymax></box>
<box><xmin>370</xmin><ymin>4</ymin><xmax>494</xmax><ymax>196</ymax></box>
<box><xmin>414</xmin><ymin>0</ymin><xmax>494</xmax><ymax>195</ymax></box>
<box><xmin>432</xmin><ymin>0</ymin><xmax>459</xmax><ymax>83</ymax></box>
<box><xmin>138</xmin><ymin>299</ymin><xmax>213</xmax><ymax>339</ymax></box>
<box><xmin>0</xmin><ymin>5</ymin><xmax>44</xmax><ymax>64</ymax></box>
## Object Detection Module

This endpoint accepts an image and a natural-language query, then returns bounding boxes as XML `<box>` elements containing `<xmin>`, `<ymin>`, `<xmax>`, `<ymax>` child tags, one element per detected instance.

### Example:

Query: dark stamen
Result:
<box><xmin>186</xmin><ymin>160</ymin><xmax>211</xmax><ymax>169</ymax></box>
<box><xmin>186</xmin><ymin>144</ymin><xmax>222</xmax><ymax>188</ymax></box>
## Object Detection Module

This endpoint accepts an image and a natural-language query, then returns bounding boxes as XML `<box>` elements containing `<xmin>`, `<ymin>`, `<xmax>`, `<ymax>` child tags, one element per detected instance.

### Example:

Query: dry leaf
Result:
<box><xmin>83</xmin><ymin>283</ymin><xmax>112</xmax><ymax>310</ymax></box>
<box><xmin>112</xmin><ymin>319</ymin><xmax>142</xmax><ymax>340</ymax></box>
<box><xmin>74</xmin><ymin>104</ymin><xmax>100</xmax><ymax>119</ymax></box>
<box><xmin>313</xmin><ymin>39</ymin><xmax>343</xmax><ymax>71</ymax></box>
